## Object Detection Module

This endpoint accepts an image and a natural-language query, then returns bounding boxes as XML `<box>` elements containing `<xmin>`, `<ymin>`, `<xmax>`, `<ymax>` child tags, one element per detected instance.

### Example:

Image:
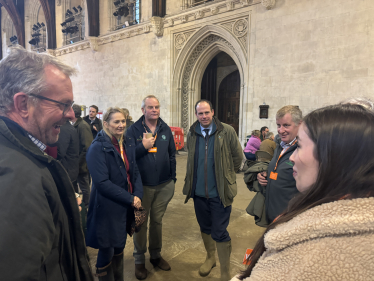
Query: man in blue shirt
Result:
<box><xmin>183</xmin><ymin>99</ymin><xmax>243</xmax><ymax>281</ymax></box>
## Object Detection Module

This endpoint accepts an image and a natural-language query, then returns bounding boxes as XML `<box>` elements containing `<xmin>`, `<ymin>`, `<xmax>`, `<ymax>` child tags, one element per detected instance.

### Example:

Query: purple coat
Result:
<box><xmin>244</xmin><ymin>136</ymin><xmax>261</xmax><ymax>154</ymax></box>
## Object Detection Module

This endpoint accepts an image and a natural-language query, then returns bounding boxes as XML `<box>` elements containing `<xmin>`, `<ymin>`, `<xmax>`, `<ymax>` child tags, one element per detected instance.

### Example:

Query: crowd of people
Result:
<box><xmin>0</xmin><ymin>47</ymin><xmax>373</xmax><ymax>281</ymax></box>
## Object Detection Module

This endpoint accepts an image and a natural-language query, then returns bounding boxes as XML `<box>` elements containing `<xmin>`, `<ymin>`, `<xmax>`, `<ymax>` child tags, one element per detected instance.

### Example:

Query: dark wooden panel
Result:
<box><xmin>0</xmin><ymin>0</ymin><xmax>25</xmax><ymax>47</ymax></box>
<box><xmin>39</xmin><ymin>0</ymin><xmax>56</xmax><ymax>49</ymax></box>
<box><xmin>201</xmin><ymin>57</ymin><xmax>217</xmax><ymax>111</ymax></box>
<box><xmin>218</xmin><ymin>70</ymin><xmax>240</xmax><ymax>135</ymax></box>
<box><xmin>152</xmin><ymin>0</ymin><xmax>166</xmax><ymax>17</ymax></box>
<box><xmin>86</xmin><ymin>0</ymin><xmax>99</xmax><ymax>37</ymax></box>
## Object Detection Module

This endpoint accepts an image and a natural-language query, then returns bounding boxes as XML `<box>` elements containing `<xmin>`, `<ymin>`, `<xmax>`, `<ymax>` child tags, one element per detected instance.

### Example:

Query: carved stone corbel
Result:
<box><xmin>195</xmin><ymin>10</ymin><xmax>204</xmax><ymax>20</ymax></box>
<box><xmin>46</xmin><ymin>49</ymin><xmax>55</xmax><ymax>56</ymax></box>
<box><xmin>168</xmin><ymin>18</ymin><xmax>174</xmax><ymax>27</ymax></box>
<box><xmin>211</xmin><ymin>6</ymin><xmax>219</xmax><ymax>15</ymax></box>
<box><xmin>180</xmin><ymin>15</ymin><xmax>188</xmax><ymax>23</ymax></box>
<box><xmin>262</xmin><ymin>0</ymin><xmax>276</xmax><ymax>10</ymax></box>
<box><xmin>226</xmin><ymin>1</ymin><xmax>234</xmax><ymax>11</ymax></box>
<box><xmin>143</xmin><ymin>25</ymin><xmax>151</xmax><ymax>33</ymax></box>
<box><xmin>151</xmin><ymin>16</ymin><xmax>164</xmax><ymax>37</ymax></box>
<box><xmin>88</xmin><ymin>36</ymin><xmax>99</xmax><ymax>52</ymax></box>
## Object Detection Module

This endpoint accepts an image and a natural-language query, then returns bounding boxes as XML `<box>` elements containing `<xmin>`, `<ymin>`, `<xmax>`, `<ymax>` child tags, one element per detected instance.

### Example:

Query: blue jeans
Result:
<box><xmin>244</xmin><ymin>152</ymin><xmax>256</xmax><ymax>161</ymax></box>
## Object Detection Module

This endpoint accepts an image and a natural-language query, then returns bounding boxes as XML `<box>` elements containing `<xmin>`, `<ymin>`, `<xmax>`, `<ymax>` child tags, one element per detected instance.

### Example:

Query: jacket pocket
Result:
<box><xmin>224</xmin><ymin>174</ymin><xmax>237</xmax><ymax>200</ymax></box>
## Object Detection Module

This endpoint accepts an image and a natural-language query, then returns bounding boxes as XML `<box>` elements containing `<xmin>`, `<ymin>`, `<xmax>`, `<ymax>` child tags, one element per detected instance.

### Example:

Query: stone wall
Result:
<box><xmin>2</xmin><ymin>0</ymin><xmax>374</xmax><ymax>141</ymax></box>
<box><xmin>250</xmin><ymin>0</ymin><xmax>374</xmax><ymax>133</ymax></box>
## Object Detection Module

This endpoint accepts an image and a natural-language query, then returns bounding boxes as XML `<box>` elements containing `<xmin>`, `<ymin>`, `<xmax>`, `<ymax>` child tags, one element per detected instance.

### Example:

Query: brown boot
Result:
<box><xmin>135</xmin><ymin>264</ymin><xmax>147</xmax><ymax>280</ymax></box>
<box><xmin>95</xmin><ymin>262</ymin><xmax>114</xmax><ymax>281</ymax></box>
<box><xmin>112</xmin><ymin>251</ymin><xmax>124</xmax><ymax>281</ymax></box>
<box><xmin>150</xmin><ymin>257</ymin><xmax>171</xmax><ymax>271</ymax></box>
<box><xmin>216</xmin><ymin>240</ymin><xmax>232</xmax><ymax>281</ymax></box>
<box><xmin>199</xmin><ymin>232</ymin><xmax>216</xmax><ymax>277</ymax></box>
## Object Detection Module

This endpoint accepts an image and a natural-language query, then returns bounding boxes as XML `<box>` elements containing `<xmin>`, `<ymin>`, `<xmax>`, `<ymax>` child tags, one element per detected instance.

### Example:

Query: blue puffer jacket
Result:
<box><xmin>86</xmin><ymin>130</ymin><xmax>143</xmax><ymax>249</ymax></box>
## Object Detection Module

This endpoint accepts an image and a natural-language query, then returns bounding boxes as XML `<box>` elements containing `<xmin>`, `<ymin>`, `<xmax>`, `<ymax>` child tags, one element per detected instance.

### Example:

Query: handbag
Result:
<box><xmin>126</xmin><ymin>206</ymin><xmax>147</xmax><ymax>237</ymax></box>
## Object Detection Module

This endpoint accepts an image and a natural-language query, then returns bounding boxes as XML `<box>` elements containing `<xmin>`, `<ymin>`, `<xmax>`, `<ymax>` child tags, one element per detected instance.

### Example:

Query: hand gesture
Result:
<box><xmin>257</xmin><ymin>171</ymin><xmax>268</xmax><ymax>187</ymax></box>
<box><xmin>76</xmin><ymin>197</ymin><xmax>82</xmax><ymax>212</ymax></box>
<box><xmin>132</xmin><ymin>196</ymin><xmax>142</xmax><ymax>209</ymax></box>
<box><xmin>93</xmin><ymin>125</ymin><xmax>98</xmax><ymax>131</ymax></box>
<box><xmin>142</xmin><ymin>133</ymin><xmax>155</xmax><ymax>150</ymax></box>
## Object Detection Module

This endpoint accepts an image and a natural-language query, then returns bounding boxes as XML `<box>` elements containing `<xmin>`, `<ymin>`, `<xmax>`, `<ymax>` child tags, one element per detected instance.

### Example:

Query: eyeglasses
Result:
<box><xmin>29</xmin><ymin>94</ymin><xmax>74</xmax><ymax>116</ymax></box>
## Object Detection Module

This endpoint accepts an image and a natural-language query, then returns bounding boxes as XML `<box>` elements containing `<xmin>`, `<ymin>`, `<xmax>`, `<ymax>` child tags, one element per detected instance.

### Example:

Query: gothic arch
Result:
<box><xmin>172</xmin><ymin>25</ymin><xmax>248</xmax><ymax>142</ymax></box>
<box><xmin>0</xmin><ymin>0</ymin><xmax>24</xmax><ymax>47</ymax></box>
<box><xmin>2</xmin><ymin>7</ymin><xmax>15</xmax><ymax>50</ymax></box>
<box><xmin>39</xmin><ymin>0</ymin><xmax>56</xmax><ymax>49</ymax></box>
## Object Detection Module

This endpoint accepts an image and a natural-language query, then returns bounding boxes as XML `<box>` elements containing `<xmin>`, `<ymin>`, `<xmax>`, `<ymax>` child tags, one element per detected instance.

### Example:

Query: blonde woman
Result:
<box><xmin>86</xmin><ymin>107</ymin><xmax>143</xmax><ymax>281</ymax></box>
<box><xmin>243</xmin><ymin>130</ymin><xmax>261</xmax><ymax>161</ymax></box>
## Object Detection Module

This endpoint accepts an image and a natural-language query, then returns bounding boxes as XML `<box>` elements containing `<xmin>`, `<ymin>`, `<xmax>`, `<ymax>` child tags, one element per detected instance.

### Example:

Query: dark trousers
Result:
<box><xmin>96</xmin><ymin>247</ymin><xmax>124</xmax><ymax>268</ymax></box>
<box><xmin>244</xmin><ymin>152</ymin><xmax>256</xmax><ymax>161</ymax></box>
<box><xmin>73</xmin><ymin>172</ymin><xmax>90</xmax><ymax>206</ymax></box>
<box><xmin>193</xmin><ymin>196</ymin><xmax>231</xmax><ymax>242</ymax></box>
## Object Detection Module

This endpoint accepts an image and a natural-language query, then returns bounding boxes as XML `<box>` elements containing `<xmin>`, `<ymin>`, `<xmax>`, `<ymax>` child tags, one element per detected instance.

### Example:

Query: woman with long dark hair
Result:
<box><xmin>234</xmin><ymin>103</ymin><xmax>374</xmax><ymax>280</ymax></box>
<box><xmin>86</xmin><ymin>107</ymin><xmax>143</xmax><ymax>281</ymax></box>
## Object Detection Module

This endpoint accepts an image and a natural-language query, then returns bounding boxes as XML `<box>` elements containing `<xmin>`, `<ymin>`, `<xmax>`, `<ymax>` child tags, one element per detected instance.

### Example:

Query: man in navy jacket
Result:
<box><xmin>126</xmin><ymin>95</ymin><xmax>176</xmax><ymax>280</ymax></box>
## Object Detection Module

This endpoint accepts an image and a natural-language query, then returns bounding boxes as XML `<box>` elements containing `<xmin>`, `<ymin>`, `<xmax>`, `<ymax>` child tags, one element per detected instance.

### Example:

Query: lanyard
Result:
<box><xmin>273</xmin><ymin>139</ymin><xmax>297</xmax><ymax>171</ymax></box>
<box><xmin>119</xmin><ymin>141</ymin><xmax>125</xmax><ymax>163</ymax></box>
<box><xmin>119</xmin><ymin>141</ymin><xmax>132</xmax><ymax>193</ymax></box>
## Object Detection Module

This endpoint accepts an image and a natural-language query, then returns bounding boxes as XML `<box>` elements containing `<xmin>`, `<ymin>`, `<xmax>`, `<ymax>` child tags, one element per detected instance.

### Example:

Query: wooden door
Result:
<box><xmin>218</xmin><ymin>70</ymin><xmax>240</xmax><ymax>135</ymax></box>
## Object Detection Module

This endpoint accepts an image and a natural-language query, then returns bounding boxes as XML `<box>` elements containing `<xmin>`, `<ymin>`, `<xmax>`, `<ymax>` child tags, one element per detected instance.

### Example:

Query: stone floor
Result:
<box><xmin>88</xmin><ymin>152</ymin><xmax>264</xmax><ymax>280</ymax></box>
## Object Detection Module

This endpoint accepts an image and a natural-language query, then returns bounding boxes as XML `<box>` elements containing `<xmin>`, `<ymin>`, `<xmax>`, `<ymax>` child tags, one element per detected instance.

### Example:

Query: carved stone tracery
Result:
<box><xmin>262</xmin><ymin>0</ymin><xmax>276</xmax><ymax>10</ymax></box>
<box><xmin>180</xmin><ymin>34</ymin><xmax>239</xmax><ymax>132</ymax></box>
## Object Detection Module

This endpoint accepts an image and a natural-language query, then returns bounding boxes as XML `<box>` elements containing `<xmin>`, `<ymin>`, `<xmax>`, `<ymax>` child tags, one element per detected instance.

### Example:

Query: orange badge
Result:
<box><xmin>269</xmin><ymin>171</ymin><xmax>278</xmax><ymax>180</ymax></box>
<box><xmin>242</xmin><ymin>249</ymin><xmax>253</xmax><ymax>265</ymax></box>
<box><xmin>148</xmin><ymin>147</ymin><xmax>157</xmax><ymax>153</ymax></box>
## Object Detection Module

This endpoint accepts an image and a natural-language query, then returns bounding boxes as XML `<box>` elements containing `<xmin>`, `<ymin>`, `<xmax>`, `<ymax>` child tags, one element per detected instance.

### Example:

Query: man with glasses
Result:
<box><xmin>71</xmin><ymin>104</ymin><xmax>93</xmax><ymax>209</ymax></box>
<box><xmin>0</xmin><ymin>47</ymin><xmax>93</xmax><ymax>280</ymax></box>
<box><xmin>126</xmin><ymin>95</ymin><xmax>176</xmax><ymax>280</ymax></box>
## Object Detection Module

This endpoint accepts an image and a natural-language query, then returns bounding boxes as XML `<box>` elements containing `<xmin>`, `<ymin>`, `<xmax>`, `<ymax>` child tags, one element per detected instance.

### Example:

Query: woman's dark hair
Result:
<box><xmin>239</xmin><ymin>103</ymin><xmax>374</xmax><ymax>279</ymax></box>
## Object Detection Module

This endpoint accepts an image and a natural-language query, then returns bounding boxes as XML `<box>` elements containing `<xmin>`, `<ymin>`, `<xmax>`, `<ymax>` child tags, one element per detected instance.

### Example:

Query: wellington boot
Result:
<box><xmin>216</xmin><ymin>240</ymin><xmax>232</xmax><ymax>281</ymax></box>
<box><xmin>112</xmin><ymin>251</ymin><xmax>124</xmax><ymax>281</ymax></box>
<box><xmin>95</xmin><ymin>262</ymin><xmax>114</xmax><ymax>281</ymax></box>
<box><xmin>199</xmin><ymin>232</ymin><xmax>216</xmax><ymax>277</ymax></box>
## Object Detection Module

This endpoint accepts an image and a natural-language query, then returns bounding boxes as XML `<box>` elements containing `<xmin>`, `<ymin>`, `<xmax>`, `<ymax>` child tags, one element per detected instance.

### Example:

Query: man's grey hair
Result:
<box><xmin>72</xmin><ymin>104</ymin><xmax>82</xmax><ymax>118</ymax></box>
<box><xmin>276</xmin><ymin>105</ymin><xmax>303</xmax><ymax>124</ymax></box>
<box><xmin>265</xmin><ymin>131</ymin><xmax>274</xmax><ymax>139</ymax></box>
<box><xmin>340</xmin><ymin>97</ymin><xmax>374</xmax><ymax>111</ymax></box>
<box><xmin>141</xmin><ymin>95</ymin><xmax>160</xmax><ymax>109</ymax></box>
<box><xmin>0</xmin><ymin>46</ymin><xmax>77</xmax><ymax>115</ymax></box>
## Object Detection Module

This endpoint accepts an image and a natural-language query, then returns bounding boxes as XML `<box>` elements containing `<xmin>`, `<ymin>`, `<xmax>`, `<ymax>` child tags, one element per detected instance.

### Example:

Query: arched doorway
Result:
<box><xmin>201</xmin><ymin>52</ymin><xmax>240</xmax><ymax>134</ymax></box>
<box><xmin>172</xmin><ymin>25</ymin><xmax>249</xmax><ymax>143</ymax></box>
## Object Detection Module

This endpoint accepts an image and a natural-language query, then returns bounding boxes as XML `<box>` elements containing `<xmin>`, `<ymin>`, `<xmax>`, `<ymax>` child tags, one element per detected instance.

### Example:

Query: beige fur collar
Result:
<box><xmin>265</xmin><ymin>198</ymin><xmax>374</xmax><ymax>251</ymax></box>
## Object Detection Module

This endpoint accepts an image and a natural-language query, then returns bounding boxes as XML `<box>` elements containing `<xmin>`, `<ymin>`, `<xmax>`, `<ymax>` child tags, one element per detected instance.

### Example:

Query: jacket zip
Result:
<box><xmin>205</xmin><ymin>134</ymin><xmax>209</xmax><ymax>198</ymax></box>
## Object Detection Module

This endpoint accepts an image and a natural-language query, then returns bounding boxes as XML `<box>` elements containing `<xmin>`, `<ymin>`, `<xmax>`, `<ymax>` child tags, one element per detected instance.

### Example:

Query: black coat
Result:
<box><xmin>126</xmin><ymin>117</ymin><xmax>176</xmax><ymax>186</ymax></box>
<box><xmin>83</xmin><ymin>115</ymin><xmax>103</xmax><ymax>139</ymax></box>
<box><xmin>0</xmin><ymin>117</ymin><xmax>93</xmax><ymax>281</ymax></box>
<box><xmin>57</xmin><ymin>121</ymin><xmax>79</xmax><ymax>182</ymax></box>
<box><xmin>73</xmin><ymin>117</ymin><xmax>93</xmax><ymax>174</ymax></box>
<box><xmin>86</xmin><ymin>130</ymin><xmax>143</xmax><ymax>249</ymax></box>
<box><xmin>265</xmin><ymin>144</ymin><xmax>299</xmax><ymax>222</ymax></box>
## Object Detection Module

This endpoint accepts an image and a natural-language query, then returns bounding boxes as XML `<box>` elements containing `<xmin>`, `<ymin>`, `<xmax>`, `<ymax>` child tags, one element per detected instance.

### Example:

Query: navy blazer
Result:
<box><xmin>86</xmin><ymin>130</ymin><xmax>143</xmax><ymax>249</ymax></box>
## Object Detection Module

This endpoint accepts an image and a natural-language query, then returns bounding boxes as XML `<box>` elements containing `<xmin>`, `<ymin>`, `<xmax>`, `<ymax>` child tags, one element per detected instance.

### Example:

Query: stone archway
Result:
<box><xmin>172</xmin><ymin>24</ymin><xmax>248</xmax><ymax>142</ymax></box>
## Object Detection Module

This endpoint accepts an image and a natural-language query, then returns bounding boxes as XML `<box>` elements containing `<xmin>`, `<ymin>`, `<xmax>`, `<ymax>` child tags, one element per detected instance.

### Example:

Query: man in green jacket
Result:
<box><xmin>0</xmin><ymin>47</ymin><xmax>93</xmax><ymax>280</ymax></box>
<box><xmin>183</xmin><ymin>100</ymin><xmax>243</xmax><ymax>281</ymax></box>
